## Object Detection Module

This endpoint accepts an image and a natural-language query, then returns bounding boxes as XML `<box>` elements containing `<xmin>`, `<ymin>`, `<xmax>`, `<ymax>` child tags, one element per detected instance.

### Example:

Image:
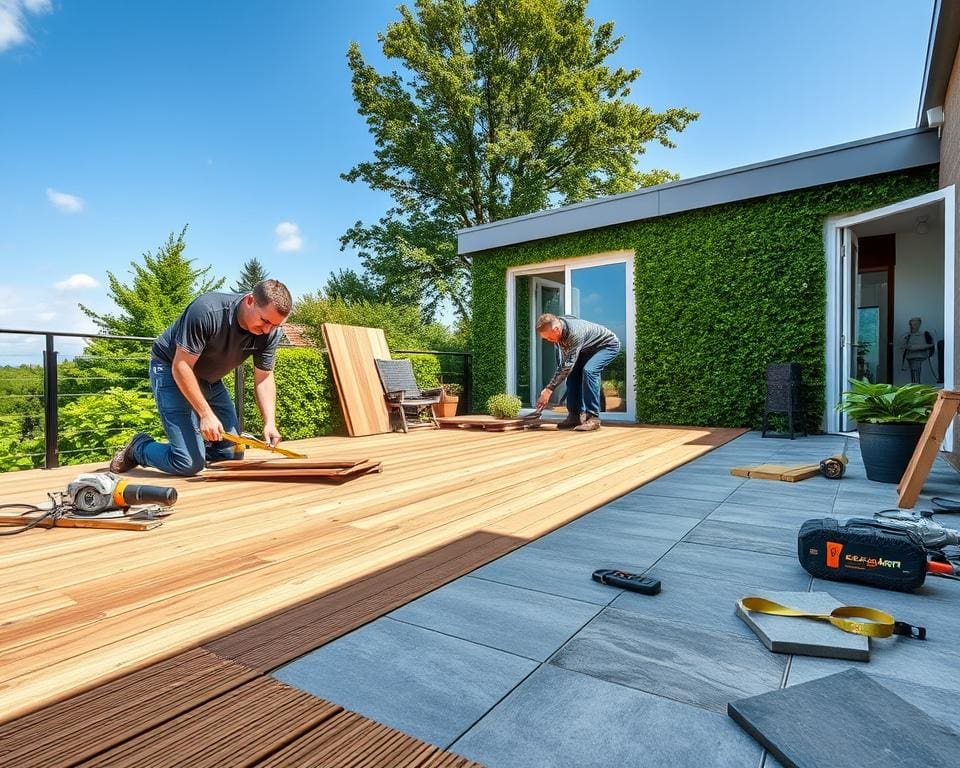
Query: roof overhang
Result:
<box><xmin>458</xmin><ymin>128</ymin><xmax>940</xmax><ymax>255</ymax></box>
<box><xmin>918</xmin><ymin>0</ymin><xmax>960</xmax><ymax>127</ymax></box>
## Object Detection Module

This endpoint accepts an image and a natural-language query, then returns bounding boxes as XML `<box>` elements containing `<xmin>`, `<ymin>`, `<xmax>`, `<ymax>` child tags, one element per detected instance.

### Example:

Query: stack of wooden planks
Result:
<box><xmin>205</xmin><ymin>458</ymin><xmax>382</xmax><ymax>481</ymax></box>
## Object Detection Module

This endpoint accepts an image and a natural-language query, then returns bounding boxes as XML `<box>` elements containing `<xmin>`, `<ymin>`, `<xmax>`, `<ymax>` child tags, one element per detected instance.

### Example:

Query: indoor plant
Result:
<box><xmin>835</xmin><ymin>378</ymin><xmax>938</xmax><ymax>483</ymax></box>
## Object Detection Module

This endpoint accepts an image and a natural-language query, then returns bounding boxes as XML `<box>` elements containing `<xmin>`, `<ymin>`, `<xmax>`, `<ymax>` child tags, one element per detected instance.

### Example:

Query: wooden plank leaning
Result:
<box><xmin>896</xmin><ymin>390</ymin><xmax>960</xmax><ymax>509</ymax></box>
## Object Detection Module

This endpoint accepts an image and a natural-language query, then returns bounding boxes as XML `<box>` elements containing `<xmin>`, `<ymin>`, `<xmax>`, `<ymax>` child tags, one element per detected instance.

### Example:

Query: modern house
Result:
<box><xmin>460</xmin><ymin>0</ymin><xmax>960</xmax><ymax>445</ymax></box>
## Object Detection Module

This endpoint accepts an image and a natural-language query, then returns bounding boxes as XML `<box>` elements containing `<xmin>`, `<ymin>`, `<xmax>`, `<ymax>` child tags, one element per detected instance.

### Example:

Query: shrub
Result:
<box><xmin>487</xmin><ymin>393</ymin><xmax>521</xmax><ymax>419</ymax></box>
<box><xmin>243</xmin><ymin>347</ymin><xmax>342</xmax><ymax>438</ymax></box>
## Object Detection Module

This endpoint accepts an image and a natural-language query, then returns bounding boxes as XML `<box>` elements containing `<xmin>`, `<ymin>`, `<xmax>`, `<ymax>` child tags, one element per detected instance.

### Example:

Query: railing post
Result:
<box><xmin>43</xmin><ymin>334</ymin><xmax>59</xmax><ymax>469</ymax></box>
<box><xmin>234</xmin><ymin>364</ymin><xmax>245</xmax><ymax>434</ymax></box>
<box><xmin>463</xmin><ymin>352</ymin><xmax>473</xmax><ymax>415</ymax></box>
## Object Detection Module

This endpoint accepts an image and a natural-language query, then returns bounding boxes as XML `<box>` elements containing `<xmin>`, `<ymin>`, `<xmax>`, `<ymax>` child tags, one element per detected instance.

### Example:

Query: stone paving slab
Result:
<box><xmin>273</xmin><ymin>616</ymin><xmax>537</xmax><ymax>748</ymax></box>
<box><xmin>552</xmin><ymin>507</ymin><xmax>702</xmax><ymax>543</ymax></box>
<box><xmin>453</xmin><ymin>665</ymin><xmax>764</xmax><ymax>768</ymax></box>
<box><xmin>549</xmin><ymin>608</ymin><xmax>786</xmax><ymax>714</ymax></box>
<box><xmin>651</xmin><ymin>541</ymin><xmax>813</xmax><ymax>592</ymax></box>
<box><xmin>388</xmin><ymin>575</ymin><xmax>601</xmax><ymax>661</ymax></box>
<box><xmin>470</xmin><ymin>545</ymin><xmax>643</xmax><ymax>605</ymax></box>
<box><xmin>611</xmin><ymin>568</ymin><xmax>772</xmax><ymax>639</ymax></box>
<box><xmin>601</xmin><ymin>493</ymin><xmax>721</xmax><ymax>519</ymax></box>
<box><xmin>683</xmin><ymin>519</ymin><xmax>797</xmax><ymax>557</ymax></box>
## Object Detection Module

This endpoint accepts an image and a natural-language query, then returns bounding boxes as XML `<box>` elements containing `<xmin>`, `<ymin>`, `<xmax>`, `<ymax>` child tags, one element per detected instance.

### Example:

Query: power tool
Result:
<box><xmin>64</xmin><ymin>472</ymin><xmax>178</xmax><ymax>518</ymax></box>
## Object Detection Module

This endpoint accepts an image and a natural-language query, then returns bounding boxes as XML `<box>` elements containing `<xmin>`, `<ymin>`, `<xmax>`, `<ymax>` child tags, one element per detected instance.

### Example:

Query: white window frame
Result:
<box><xmin>505</xmin><ymin>250</ymin><xmax>636</xmax><ymax>422</ymax></box>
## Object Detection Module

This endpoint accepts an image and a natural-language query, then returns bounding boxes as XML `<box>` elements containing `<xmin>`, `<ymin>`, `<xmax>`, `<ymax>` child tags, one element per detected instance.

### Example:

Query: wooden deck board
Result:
<box><xmin>0</xmin><ymin>424</ymin><xmax>743</xmax><ymax>735</ymax></box>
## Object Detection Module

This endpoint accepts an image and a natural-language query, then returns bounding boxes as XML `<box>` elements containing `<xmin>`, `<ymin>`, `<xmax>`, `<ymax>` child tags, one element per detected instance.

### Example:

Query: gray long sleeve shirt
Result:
<box><xmin>545</xmin><ymin>316</ymin><xmax>620</xmax><ymax>391</ymax></box>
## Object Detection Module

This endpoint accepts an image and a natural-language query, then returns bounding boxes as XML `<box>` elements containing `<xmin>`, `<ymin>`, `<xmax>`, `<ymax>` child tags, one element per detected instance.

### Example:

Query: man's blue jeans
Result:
<box><xmin>565</xmin><ymin>339</ymin><xmax>621</xmax><ymax>417</ymax></box>
<box><xmin>131</xmin><ymin>359</ymin><xmax>241</xmax><ymax>476</ymax></box>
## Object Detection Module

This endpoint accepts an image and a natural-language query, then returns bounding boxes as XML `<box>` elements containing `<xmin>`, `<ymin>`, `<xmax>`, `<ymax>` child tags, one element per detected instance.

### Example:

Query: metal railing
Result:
<box><xmin>0</xmin><ymin>328</ymin><xmax>472</xmax><ymax>470</ymax></box>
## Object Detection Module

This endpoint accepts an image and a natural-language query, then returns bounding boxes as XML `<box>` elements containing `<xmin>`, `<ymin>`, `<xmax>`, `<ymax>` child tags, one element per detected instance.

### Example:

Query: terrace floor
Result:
<box><xmin>0</xmin><ymin>423</ymin><xmax>737</xmax><ymax>733</ymax></box>
<box><xmin>3</xmin><ymin>426</ymin><xmax>958</xmax><ymax>767</ymax></box>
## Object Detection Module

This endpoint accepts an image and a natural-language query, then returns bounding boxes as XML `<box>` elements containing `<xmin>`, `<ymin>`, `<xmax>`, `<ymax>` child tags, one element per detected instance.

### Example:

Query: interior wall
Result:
<box><xmin>892</xmin><ymin>229</ymin><xmax>945</xmax><ymax>385</ymax></box>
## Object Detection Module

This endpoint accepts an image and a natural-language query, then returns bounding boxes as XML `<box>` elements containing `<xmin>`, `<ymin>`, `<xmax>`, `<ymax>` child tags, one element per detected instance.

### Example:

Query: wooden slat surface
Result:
<box><xmin>321</xmin><ymin>322</ymin><xmax>392</xmax><ymax>436</ymax></box>
<box><xmin>0</xmin><ymin>423</ymin><xmax>743</xmax><ymax>726</ymax></box>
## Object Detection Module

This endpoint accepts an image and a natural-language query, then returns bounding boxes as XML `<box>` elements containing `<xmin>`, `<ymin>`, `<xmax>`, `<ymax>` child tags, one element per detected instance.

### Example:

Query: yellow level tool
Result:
<box><xmin>217</xmin><ymin>431</ymin><xmax>307</xmax><ymax>459</ymax></box>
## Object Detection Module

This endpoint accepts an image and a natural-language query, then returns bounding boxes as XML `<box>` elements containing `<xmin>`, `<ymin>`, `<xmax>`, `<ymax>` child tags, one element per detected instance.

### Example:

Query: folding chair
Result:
<box><xmin>374</xmin><ymin>358</ymin><xmax>442</xmax><ymax>433</ymax></box>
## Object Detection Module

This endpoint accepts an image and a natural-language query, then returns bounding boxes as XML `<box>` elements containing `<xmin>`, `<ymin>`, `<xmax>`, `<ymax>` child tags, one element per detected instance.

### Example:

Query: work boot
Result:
<box><xmin>574</xmin><ymin>415</ymin><xmax>601</xmax><ymax>432</ymax></box>
<box><xmin>109</xmin><ymin>432</ymin><xmax>146</xmax><ymax>473</ymax></box>
<box><xmin>556</xmin><ymin>413</ymin><xmax>583</xmax><ymax>430</ymax></box>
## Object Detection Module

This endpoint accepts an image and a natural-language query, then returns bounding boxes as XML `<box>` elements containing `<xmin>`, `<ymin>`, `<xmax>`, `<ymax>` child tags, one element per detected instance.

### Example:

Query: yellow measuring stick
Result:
<box><xmin>217</xmin><ymin>431</ymin><xmax>307</xmax><ymax>459</ymax></box>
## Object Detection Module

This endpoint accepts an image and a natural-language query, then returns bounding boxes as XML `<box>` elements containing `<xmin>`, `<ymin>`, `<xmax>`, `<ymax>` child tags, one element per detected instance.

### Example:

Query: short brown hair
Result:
<box><xmin>252</xmin><ymin>279</ymin><xmax>292</xmax><ymax>316</ymax></box>
<box><xmin>536</xmin><ymin>313</ymin><xmax>560</xmax><ymax>332</ymax></box>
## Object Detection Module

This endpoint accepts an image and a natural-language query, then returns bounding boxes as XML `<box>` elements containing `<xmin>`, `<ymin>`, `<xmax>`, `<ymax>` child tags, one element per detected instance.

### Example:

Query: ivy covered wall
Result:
<box><xmin>471</xmin><ymin>168</ymin><xmax>938</xmax><ymax>430</ymax></box>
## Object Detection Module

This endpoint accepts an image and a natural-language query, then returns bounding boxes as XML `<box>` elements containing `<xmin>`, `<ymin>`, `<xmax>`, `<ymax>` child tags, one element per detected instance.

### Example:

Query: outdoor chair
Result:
<box><xmin>374</xmin><ymin>358</ymin><xmax>442</xmax><ymax>433</ymax></box>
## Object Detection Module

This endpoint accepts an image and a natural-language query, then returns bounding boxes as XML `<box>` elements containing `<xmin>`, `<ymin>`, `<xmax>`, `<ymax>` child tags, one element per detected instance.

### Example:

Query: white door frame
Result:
<box><xmin>505</xmin><ymin>251</ymin><xmax>636</xmax><ymax>422</ymax></box>
<box><xmin>825</xmin><ymin>186</ymin><xmax>955</xmax><ymax>448</ymax></box>
<box><xmin>531</xmin><ymin>276</ymin><xmax>565</xmax><ymax>406</ymax></box>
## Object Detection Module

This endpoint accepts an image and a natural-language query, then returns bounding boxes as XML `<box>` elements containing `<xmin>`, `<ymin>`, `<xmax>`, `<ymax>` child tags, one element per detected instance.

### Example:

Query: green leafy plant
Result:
<box><xmin>835</xmin><ymin>378</ymin><xmax>938</xmax><ymax>424</ymax></box>
<box><xmin>487</xmin><ymin>393</ymin><xmax>521</xmax><ymax>419</ymax></box>
<box><xmin>442</xmin><ymin>382</ymin><xmax>463</xmax><ymax>397</ymax></box>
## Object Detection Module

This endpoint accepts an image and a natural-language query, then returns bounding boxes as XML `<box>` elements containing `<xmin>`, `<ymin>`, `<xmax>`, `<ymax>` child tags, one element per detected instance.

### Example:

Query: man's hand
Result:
<box><xmin>537</xmin><ymin>388</ymin><xmax>552</xmax><ymax>409</ymax></box>
<box><xmin>263</xmin><ymin>422</ymin><xmax>282</xmax><ymax>448</ymax></box>
<box><xmin>199</xmin><ymin>412</ymin><xmax>225</xmax><ymax>442</ymax></box>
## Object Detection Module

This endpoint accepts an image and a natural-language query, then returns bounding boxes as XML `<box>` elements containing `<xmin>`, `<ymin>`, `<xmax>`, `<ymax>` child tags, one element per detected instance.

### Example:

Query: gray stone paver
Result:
<box><xmin>272</xmin><ymin>432</ymin><xmax>960</xmax><ymax>765</ymax></box>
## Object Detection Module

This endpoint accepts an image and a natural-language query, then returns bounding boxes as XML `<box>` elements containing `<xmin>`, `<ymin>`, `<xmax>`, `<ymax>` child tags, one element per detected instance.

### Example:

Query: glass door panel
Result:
<box><xmin>570</xmin><ymin>262</ymin><xmax>628</xmax><ymax>413</ymax></box>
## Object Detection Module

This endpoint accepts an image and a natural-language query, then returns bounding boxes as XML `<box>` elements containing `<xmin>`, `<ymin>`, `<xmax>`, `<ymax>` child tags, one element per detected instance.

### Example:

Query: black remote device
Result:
<box><xmin>592</xmin><ymin>569</ymin><xmax>661</xmax><ymax>595</ymax></box>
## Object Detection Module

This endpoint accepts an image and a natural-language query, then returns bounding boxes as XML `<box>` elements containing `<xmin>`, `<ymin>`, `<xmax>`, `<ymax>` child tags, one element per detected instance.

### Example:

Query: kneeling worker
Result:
<box><xmin>110</xmin><ymin>279</ymin><xmax>292</xmax><ymax>476</ymax></box>
<box><xmin>535</xmin><ymin>313</ymin><xmax>621</xmax><ymax>431</ymax></box>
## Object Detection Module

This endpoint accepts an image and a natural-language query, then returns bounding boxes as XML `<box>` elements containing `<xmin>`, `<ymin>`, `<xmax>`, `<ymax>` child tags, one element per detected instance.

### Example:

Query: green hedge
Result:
<box><xmin>472</xmin><ymin>168</ymin><xmax>939</xmax><ymax>430</ymax></box>
<box><xmin>242</xmin><ymin>347</ymin><xmax>342</xmax><ymax>438</ymax></box>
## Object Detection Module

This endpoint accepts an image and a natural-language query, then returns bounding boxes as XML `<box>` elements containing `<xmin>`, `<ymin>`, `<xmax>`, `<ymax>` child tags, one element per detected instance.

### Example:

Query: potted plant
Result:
<box><xmin>487</xmin><ymin>393</ymin><xmax>522</xmax><ymax>420</ymax></box>
<box><xmin>433</xmin><ymin>383</ymin><xmax>462</xmax><ymax>418</ymax></box>
<box><xmin>836</xmin><ymin>378</ymin><xmax>938</xmax><ymax>483</ymax></box>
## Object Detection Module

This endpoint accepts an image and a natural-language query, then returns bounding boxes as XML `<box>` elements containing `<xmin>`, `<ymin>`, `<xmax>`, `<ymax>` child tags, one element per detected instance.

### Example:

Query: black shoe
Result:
<box><xmin>574</xmin><ymin>415</ymin><xmax>601</xmax><ymax>432</ymax></box>
<box><xmin>109</xmin><ymin>432</ymin><xmax>146</xmax><ymax>473</ymax></box>
<box><xmin>556</xmin><ymin>414</ymin><xmax>583</xmax><ymax>430</ymax></box>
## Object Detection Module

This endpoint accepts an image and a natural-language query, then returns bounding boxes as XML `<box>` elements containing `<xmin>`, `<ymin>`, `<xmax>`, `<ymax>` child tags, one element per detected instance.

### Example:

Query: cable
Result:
<box><xmin>0</xmin><ymin>493</ymin><xmax>67</xmax><ymax>535</ymax></box>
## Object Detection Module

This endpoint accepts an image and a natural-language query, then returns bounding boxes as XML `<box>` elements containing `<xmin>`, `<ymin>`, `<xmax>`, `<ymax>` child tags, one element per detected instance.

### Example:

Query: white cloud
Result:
<box><xmin>54</xmin><ymin>273</ymin><xmax>99</xmax><ymax>291</ymax></box>
<box><xmin>35</xmin><ymin>310</ymin><xmax>56</xmax><ymax>321</ymax></box>
<box><xmin>275</xmin><ymin>221</ymin><xmax>303</xmax><ymax>252</ymax></box>
<box><xmin>0</xmin><ymin>0</ymin><xmax>52</xmax><ymax>53</ymax></box>
<box><xmin>46</xmin><ymin>187</ymin><xmax>85</xmax><ymax>213</ymax></box>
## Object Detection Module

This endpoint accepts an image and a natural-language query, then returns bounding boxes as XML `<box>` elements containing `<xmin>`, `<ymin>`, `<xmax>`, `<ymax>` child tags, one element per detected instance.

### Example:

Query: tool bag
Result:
<box><xmin>798</xmin><ymin>517</ymin><xmax>927</xmax><ymax>591</ymax></box>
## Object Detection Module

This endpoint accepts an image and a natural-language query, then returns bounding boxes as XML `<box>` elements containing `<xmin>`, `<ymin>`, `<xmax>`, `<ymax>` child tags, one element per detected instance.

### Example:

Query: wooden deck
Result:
<box><xmin>0</xmin><ymin>423</ymin><xmax>742</xmax><ymax>745</ymax></box>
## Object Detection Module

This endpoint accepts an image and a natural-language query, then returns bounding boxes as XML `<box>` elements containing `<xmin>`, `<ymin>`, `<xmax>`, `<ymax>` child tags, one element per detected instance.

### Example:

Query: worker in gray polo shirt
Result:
<box><xmin>535</xmin><ymin>313</ymin><xmax>621</xmax><ymax>431</ymax></box>
<box><xmin>109</xmin><ymin>279</ymin><xmax>291</xmax><ymax>476</ymax></box>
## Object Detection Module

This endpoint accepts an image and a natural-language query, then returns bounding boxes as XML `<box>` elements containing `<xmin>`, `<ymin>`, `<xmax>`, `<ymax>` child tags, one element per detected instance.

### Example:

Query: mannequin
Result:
<box><xmin>901</xmin><ymin>317</ymin><xmax>935</xmax><ymax>384</ymax></box>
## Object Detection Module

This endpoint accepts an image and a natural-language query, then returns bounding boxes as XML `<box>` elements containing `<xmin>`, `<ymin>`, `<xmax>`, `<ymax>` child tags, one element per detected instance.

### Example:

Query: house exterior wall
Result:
<box><xmin>471</xmin><ymin>168</ymin><xmax>938</xmax><ymax>430</ymax></box>
<box><xmin>941</xmin><ymin>41</ymin><xmax>960</xmax><ymax>460</ymax></box>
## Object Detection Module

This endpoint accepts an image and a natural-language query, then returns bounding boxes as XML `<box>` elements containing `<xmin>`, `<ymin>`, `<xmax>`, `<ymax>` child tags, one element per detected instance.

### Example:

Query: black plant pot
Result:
<box><xmin>857</xmin><ymin>421</ymin><xmax>925</xmax><ymax>483</ymax></box>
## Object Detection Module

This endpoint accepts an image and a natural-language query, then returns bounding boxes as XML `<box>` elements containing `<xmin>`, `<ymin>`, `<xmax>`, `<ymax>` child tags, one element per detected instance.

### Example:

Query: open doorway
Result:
<box><xmin>826</xmin><ymin>187</ymin><xmax>955</xmax><ymax>446</ymax></box>
<box><xmin>506</xmin><ymin>253</ymin><xmax>635</xmax><ymax>422</ymax></box>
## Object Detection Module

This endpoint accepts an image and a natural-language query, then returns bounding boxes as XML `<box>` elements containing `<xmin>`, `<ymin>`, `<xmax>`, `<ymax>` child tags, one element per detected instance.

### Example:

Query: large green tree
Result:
<box><xmin>232</xmin><ymin>257</ymin><xmax>269</xmax><ymax>293</ymax></box>
<box><xmin>67</xmin><ymin>227</ymin><xmax>226</xmax><ymax>395</ymax></box>
<box><xmin>80</xmin><ymin>226</ymin><xmax>224</xmax><ymax>337</ymax></box>
<box><xmin>341</xmin><ymin>0</ymin><xmax>697</xmax><ymax>319</ymax></box>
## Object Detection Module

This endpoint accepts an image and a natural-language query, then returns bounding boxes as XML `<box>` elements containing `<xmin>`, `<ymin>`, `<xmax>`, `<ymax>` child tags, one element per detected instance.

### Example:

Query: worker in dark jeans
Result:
<box><xmin>109</xmin><ymin>279</ymin><xmax>291</xmax><ymax>476</ymax></box>
<box><xmin>535</xmin><ymin>313</ymin><xmax>621</xmax><ymax>431</ymax></box>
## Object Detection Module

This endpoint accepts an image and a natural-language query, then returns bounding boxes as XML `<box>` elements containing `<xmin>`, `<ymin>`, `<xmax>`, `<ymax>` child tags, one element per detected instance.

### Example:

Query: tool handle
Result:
<box><xmin>119</xmin><ymin>484</ymin><xmax>178</xmax><ymax>507</ymax></box>
<box><xmin>927</xmin><ymin>559</ymin><xmax>955</xmax><ymax>574</ymax></box>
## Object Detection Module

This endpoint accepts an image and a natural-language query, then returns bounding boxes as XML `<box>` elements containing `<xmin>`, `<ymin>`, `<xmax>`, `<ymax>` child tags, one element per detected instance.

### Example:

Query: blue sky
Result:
<box><xmin>0</xmin><ymin>0</ymin><xmax>935</xmax><ymax>362</ymax></box>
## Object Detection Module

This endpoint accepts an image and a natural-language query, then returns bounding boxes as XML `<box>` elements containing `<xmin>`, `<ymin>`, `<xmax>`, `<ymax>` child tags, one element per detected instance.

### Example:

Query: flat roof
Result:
<box><xmin>458</xmin><ymin>127</ymin><xmax>940</xmax><ymax>255</ymax></box>
<box><xmin>918</xmin><ymin>0</ymin><xmax>960</xmax><ymax>127</ymax></box>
